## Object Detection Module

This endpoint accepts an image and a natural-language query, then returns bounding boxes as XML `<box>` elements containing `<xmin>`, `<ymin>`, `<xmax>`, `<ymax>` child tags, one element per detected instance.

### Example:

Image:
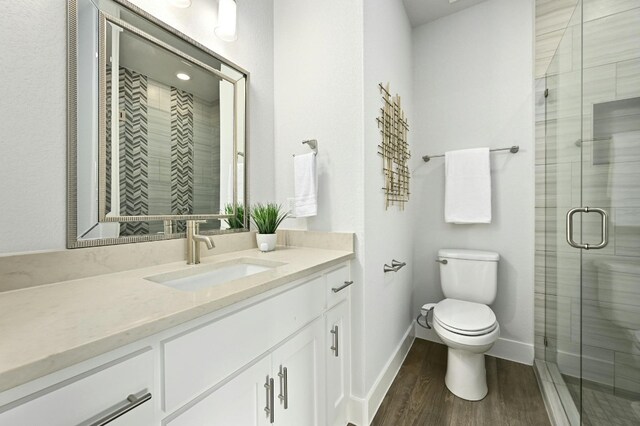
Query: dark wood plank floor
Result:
<box><xmin>369</xmin><ymin>339</ymin><xmax>550</xmax><ymax>426</ymax></box>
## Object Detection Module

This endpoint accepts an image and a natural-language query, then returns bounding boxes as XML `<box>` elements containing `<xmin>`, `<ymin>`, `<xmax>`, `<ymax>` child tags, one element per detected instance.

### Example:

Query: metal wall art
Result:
<box><xmin>376</xmin><ymin>83</ymin><xmax>410</xmax><ymax>210</ymax></box>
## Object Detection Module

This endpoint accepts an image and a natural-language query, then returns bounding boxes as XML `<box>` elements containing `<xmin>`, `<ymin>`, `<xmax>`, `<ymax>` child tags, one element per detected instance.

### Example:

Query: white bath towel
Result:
<box><xmin>294</xmin><ymin>153</ymin><xmax>318</xmax><ymax>217</ymax></box>
<box><xmin>444</xmin><ymin>148</ymin><xmax>492</xmax><ymax>224</ymax></box>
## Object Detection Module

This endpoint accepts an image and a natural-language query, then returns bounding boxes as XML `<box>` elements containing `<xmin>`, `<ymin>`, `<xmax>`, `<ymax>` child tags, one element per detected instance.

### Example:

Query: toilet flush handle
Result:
<box><xmin>435</xmin><ymin>259</ymin><xmax>448</xmax><ymax>265</ymax></box>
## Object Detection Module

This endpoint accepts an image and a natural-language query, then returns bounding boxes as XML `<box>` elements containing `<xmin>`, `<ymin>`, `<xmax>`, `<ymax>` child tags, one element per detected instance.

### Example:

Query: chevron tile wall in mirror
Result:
<box><xmin>68</xmin><ymin>0</ymin><xmax>248</xmax><ymax>248</ymax></box>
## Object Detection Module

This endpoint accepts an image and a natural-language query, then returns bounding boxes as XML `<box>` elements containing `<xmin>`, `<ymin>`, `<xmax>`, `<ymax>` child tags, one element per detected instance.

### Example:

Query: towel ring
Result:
<box><xmin>293</xmin><ymin>139</ymin><xmax>318</xmax><ymax>157</ymax></box>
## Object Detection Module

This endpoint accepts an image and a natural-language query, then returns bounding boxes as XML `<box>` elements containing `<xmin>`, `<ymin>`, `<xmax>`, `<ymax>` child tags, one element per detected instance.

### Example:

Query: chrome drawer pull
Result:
<box><xmin>278</xmin><ymin>365</ymin><xmax>289</xmax><ymax>409</ymax></box>
<box><xmin>264</xmin><ymin>376</ymin><xmax>275</xmax><ymax>423</ymax></box>
<box><xmin>330</xmin><ymin>325</ymin><xmax>339</xmax><ymax>357</ymax></box>
<box><xmin>87</xmin><ymin>391</ymin><xmax>151</xmax><ymax>426</ymax></box>
<box><xmin>332</xmin><ymin>281</ymin><xmax>354</xmax><ymax>293</ymax></box>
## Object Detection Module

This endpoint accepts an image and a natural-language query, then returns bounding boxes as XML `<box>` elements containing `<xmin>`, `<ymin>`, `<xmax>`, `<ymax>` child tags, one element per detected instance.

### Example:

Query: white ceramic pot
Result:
<box><xmin>256</xmin><ymin>233</ymin><xmax>277</xmax><ymax>252</ymax></box>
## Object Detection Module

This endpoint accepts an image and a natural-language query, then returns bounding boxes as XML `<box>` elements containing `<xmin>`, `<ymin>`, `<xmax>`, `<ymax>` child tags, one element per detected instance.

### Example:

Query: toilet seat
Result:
<box><xmin>434</xmin><ymin>298</ymin><xmax>497</xmax><ymax>336</ymax></box>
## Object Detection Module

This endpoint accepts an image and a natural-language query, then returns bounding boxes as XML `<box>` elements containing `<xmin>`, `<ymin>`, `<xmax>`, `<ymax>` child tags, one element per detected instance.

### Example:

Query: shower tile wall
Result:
<box><xmin>535</xmin><ymin>0</ymin><xmax>640</xmax><ymax>396</ymax></box>
<box><xmin>146</xmin><ymin>79</ymin><xmax>220</xmax><ymax>233</ymax></box>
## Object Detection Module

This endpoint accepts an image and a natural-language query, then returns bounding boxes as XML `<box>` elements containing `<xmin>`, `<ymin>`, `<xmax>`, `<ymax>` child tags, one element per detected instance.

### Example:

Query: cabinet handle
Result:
<box><xmin>278</xmin><ymin>365</ymin><xmax>289</xmax><ymax>409</ymax></box>
<box><xmin>87</xmin><ymin>391</ymin><xmax>151</xmax><ymax>426</ymax></box>
<box><xmin>264</xmin><ymin>376</ymin><xmax>274</xmax><ymax>423</ymax></box>
<box><xmin>330</xmin><ymin>325</ymin><xmax>339</xmax><ymax>357</ymax></box>
<box><xmin>332</xmin><ymin>281</ymin><xmax>354</xmax><ymax>293</ymax></box>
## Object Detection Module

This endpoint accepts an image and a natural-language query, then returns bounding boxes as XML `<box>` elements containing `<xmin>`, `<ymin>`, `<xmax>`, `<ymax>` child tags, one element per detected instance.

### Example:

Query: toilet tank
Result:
<box><xmin>438</xmin><ymin>249</ymin><xmax>500</xmax><ymax>305</ymax></box>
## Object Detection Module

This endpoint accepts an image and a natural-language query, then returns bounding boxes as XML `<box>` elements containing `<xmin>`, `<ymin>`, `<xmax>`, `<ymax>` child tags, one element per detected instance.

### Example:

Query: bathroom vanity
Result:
<box><xmin>0</xmin><ymin>1</ymin><xmax>356</xmax><ymax>424</ymax></box>
<box><xmin>0</xmin><ymin>245</ymin><xmax>354</xmax><ymax>426</ymax></box>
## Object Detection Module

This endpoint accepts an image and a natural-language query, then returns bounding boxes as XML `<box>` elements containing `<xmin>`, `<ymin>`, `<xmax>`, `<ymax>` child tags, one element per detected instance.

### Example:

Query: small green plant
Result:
<box><xmin>250</xmin><ymin>203</ymin><xmax>289</xmax><ymax>234</ymax></box>
<box><xmin>224</xmin><ymin>204</ymin><xmax>245</xmax><ymax>229</ymax></box>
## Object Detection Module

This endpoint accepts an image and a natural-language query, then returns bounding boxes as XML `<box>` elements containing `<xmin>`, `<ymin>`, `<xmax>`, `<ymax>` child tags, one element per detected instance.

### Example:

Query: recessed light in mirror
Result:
<box><xmin>176</xmin><ymin>73</ymin><xmax>191</xmax><ymax>81</ymax></box>
<box><xmin>169</xmin><ymin>0</ymin><xmax>192</xmax><ymax>8</ymax></box>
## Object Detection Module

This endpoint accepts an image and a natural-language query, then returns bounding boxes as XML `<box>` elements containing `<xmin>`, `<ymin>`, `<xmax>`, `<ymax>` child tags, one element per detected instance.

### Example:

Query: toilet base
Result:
<box><xmin>445</xmin><ymin>348</ymin><xmax>488</xmax><ymax>401</ymax></box>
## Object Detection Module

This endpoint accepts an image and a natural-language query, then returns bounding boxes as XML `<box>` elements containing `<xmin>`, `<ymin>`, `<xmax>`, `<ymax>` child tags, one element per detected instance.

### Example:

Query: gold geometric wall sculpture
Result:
<box><xmin>376</xmin><ymin>83</ymin><xmax>410</xmax><ymax>210</ymax></box>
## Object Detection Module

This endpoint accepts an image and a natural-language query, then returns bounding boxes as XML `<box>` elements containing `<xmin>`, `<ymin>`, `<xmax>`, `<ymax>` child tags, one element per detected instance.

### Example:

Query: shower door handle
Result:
<box><xmin>566</xmin><ymin>207</ymin><xmax>609</xmax><ymax>250</ymax></box>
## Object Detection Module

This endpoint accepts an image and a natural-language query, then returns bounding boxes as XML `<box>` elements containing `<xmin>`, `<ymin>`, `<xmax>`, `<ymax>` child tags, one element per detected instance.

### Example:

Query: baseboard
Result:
<box><xmin>348</xmin><ymin>324</ymin><xmax>415</xmax><ymax>425</ymax></box>
<box><xmin>488</xmin><ymin>337</ymin><xmax>534</xmax><ymax>365</ymax></box>
<box><xmin>414</xmin><ymin>324</ymin><xmax>534</xmax><ymax>365</ymax></box>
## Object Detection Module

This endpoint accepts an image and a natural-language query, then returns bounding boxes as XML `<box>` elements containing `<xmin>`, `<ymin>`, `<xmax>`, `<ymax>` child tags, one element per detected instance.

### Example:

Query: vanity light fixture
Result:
<box><xmin>169</xmin><ymin>0</ymin><xmax>192</xmax><ymax>8</ymax></box>
<box><xmin>176</xmin><ymin>72</ymin><xmax>191</xmax><ymax>81</ymax></box>
<box><xmin>214</xmin><ymin>0</ymin><xmax>237</xmax><ymax>42</ymax></box>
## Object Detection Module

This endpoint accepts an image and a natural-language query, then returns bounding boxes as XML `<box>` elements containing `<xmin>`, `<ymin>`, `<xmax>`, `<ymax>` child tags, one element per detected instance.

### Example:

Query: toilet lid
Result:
<box><xmin>434</xmin><ymin>298</ymin><xmax>497</xmax><ymax>336</ymax></box>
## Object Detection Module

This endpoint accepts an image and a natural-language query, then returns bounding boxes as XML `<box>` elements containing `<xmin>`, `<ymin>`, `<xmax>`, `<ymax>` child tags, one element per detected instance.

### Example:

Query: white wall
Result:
<box><xmin>272</xmin><ymin>0</ymin><xmax>366</xmax><ymax>395</ymax></box>
<box><xmin>1</xmin><ymin>1</ymin><xmax>67</xmax><ymax>254</ymax></box>
<box><xmin>273</xmin><ymin>0</ymin><xmax>418</xmax><ymax>416</ymax></box>
<box><xmin>273</xmin><ymin>0</ymin><xmax>364</xmax><ymax>234</ymax></box>
<box><xmin>363</xmin><ymin>0</ymin><xmax>415</xmax><ymax>396</ymax></box>
<box><xmin>411</xmin><ymin>0</ymin><xmax>535</xmax><ymax>363</ymax></box>
<box><xmin>0</xmin><ymin>0</ymin><xmax>274</xmax><ymax>255</ymax></box>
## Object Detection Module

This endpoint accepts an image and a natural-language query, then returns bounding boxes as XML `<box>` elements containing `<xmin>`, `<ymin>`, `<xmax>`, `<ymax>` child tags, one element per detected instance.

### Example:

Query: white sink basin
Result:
<box><xmin>145</xmin><ymin>258</ymin><xmax>285</xmax><ymax>292</ymax></box>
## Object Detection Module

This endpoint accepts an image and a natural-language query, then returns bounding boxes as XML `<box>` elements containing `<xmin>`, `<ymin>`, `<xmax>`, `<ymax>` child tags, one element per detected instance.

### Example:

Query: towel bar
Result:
<box><xmin>422</xmin><ymin>146</ymin><xmax>519</xmax><ymax>163</ymax></box>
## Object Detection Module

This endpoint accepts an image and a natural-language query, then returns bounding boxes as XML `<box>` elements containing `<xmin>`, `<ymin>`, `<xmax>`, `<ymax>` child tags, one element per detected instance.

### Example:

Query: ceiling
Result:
<box><xmin>117</xmin><ymin>28</ymin><xmax>222</xmax><ymax>102</ymax></box>
<box><xmin>402</xmin><ymin>0</ymin><xmax>490</xmax><ymax>27</ymax></box>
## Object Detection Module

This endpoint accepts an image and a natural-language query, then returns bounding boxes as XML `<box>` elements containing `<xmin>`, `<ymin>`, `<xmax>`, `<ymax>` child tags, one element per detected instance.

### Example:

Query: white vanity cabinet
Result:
<box><xmin>0</xmin><ymin>261</ymin><xmax>351</xmax><ymax>426</ymax></box>
<box><xmin>0</xmin><ymin>349</ymin><xmax>155</xmax><ymax>426</ymax></box>
<box><xmin>166</xmin><ymin>356</ymin><xmax>272</xmax><ymax>426</ymax></box>
<box><xmin>270</xmin><ymin>319</ymin><xmax>325</xmax><ymax>426</ymax></box>
<box><xmin>169</xmin><ymin>319</ymin><xmax>326</xmax><ymax>426</ymax></box>
<box><xmin>325</xmin><ymin>300</ymin><xmax>350</xmax><ymax>426</ymax></box>
<box><xmin>162</xmin><ymin>276</ymin><xmax>326</xmax><ymax>413</ymax></box>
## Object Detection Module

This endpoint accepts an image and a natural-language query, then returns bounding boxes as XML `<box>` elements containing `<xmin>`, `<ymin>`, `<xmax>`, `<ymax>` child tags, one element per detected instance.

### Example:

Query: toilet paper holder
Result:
<box><xmin>417</xmin><ymin>303</ymin><xmax>436</xmax><ymax>329</ymax></box>
<box><xmin>383</xmin><ymin>259</ymin><xmax>406</xmax><ymax>273</ymax></box>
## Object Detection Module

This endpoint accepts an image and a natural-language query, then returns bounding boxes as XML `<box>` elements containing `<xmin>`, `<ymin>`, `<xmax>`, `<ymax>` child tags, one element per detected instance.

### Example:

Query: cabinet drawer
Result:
<box><xmin>0</xmin><ymin>349</ymin><xmax>154</xmax><ymax>426</ymax></box>
<box><xmin>163</xmin><ymin>276</ymin><xmax>325</xmax><ymax>413</ymax></box>
<box><xmin>326</xmin><ymin>264</ymin><xmax>350</xmax><ymax>308</ymax></box>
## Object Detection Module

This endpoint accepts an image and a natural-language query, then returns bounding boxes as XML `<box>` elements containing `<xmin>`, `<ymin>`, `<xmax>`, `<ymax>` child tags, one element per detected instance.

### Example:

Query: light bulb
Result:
<box><xmin>214</xmin><ymin>0</ymin><xmax>237</xmax><ymax>42</ymax></box>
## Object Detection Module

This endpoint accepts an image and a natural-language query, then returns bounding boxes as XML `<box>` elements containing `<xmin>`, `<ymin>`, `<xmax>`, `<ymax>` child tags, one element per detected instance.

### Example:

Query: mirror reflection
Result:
<box><xmin>103</xmin><ymin>20</ymin><xmax>234</xmax><ymax>234</ymax></box>
<box><xmin>71</xmin><ymin>0</ymin><xmax>247</xmax><ymax>246</ymax></box>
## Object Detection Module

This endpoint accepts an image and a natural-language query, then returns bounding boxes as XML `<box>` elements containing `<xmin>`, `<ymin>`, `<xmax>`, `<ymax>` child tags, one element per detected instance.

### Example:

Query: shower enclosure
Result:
<box><xmin>536</xmin><ymin>0</ymin><xmax>640</xmax><ymax>424</ymax></box>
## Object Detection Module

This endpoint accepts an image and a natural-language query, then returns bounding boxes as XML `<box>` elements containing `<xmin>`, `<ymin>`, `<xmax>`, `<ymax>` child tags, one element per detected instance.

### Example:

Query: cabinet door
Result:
<box><xmin>167</xmin><ymin>356</ymin><xmax>271</xmax><ymax>426</ymax></box>
<box><xmin>326</xmin><ymin>300</ymin><xmax>350</xmax><ymax>426</ymax></box>
<box><xmin>271</xmin><ymin>319</ymin><xmax>325</xmax><ymax>426</ymax></box>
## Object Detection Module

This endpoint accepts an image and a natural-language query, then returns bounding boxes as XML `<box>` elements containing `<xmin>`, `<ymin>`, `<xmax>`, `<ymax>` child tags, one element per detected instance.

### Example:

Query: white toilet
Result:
<box><xmin>425</xmin><ymin>248</ymin><xmax>500</xmax><ymax>401</ymax></box>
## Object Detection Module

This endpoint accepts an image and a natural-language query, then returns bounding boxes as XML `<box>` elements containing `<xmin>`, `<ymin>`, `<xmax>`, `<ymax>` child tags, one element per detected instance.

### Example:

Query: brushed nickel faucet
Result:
<box><xmin>186</xmin><ymin>220</ymin><xmax>215</xmax><ymax>265</ymax></box>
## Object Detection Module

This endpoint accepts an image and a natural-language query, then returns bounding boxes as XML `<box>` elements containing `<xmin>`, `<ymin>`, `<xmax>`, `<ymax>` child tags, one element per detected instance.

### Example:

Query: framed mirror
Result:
<box><xmin>68</xmin><ymin>0</ymin><xmax>248</xmax><ymax>248</ymax></box>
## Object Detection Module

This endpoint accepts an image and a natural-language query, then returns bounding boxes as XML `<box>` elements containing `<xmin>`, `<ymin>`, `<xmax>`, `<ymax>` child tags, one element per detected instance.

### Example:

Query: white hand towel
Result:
<box><xmin>445</xmin><ymin>148</ymin><xmax>492</xmax><ymax>224</ymax></box>
<box><xmin>294</xmin><ymin>153</ymin><xmax>318</xmax><ymax>217</ymax></box>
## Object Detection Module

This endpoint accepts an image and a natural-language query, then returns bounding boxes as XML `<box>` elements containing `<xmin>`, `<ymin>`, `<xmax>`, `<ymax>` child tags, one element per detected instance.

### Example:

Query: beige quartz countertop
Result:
<box><xmin>0</xmin><ymin>246</ymin><xmax>354</xmax><ymax>393</ymax></box>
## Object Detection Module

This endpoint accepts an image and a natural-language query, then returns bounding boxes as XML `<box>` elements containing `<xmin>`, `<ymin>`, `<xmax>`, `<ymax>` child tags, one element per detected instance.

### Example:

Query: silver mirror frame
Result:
<box><xmin>67</xmin><ymin>0</ymin><xmax>250</xmax><ymax>248</ymax></box>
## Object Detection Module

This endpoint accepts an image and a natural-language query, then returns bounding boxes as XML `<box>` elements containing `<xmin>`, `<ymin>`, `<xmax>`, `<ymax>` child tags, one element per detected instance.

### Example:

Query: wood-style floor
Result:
<box><xmin>369</xmin><ymin>339</ymin><xmax>550</xmax><ymax>426</ymax></box>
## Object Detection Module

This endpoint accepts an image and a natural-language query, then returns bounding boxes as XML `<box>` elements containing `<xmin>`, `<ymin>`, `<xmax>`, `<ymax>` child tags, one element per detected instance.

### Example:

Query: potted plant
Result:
<box><xmin>223</xmin><ymin>203</ymin><xmax>246</xmax><ymax>229</ymax></box>
<box><xmin>250</xmin><ymin>203</ymin><xmax>289</xmax><ymax>252</ymax></box>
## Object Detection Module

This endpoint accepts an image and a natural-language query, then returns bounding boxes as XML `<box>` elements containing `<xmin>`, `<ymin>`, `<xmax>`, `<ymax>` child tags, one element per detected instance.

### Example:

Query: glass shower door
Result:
<box><xmin>544</xmin><ymin>1</ymin><xmax>640</xmax><ymax>424</ymax></box>
<box><xmin>578</xmin><ymin>1</ymin><xmax>640</xmax><ymax>424</ymax></box>
<box><xmin>544</xmin><ymin>2</ymin><xmax>583</xmax><ymax>422</ymax></box>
